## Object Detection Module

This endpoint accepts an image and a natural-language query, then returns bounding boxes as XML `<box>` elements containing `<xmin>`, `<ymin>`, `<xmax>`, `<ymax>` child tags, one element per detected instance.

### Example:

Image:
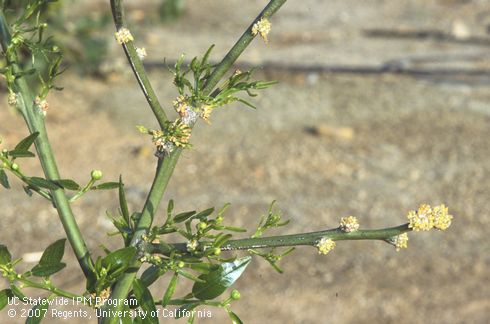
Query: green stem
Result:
<box><xmin>202</xmin><ymin>0</ymin><xmax>287</xmax><ymax>94</ymax></box>
<box><xmin>0</xmin><ymin>11</ymin><xmax>93</xmax><ymax>278</ymax></box>
<box><xmin>110</xmin><ymin>0</ymin><xmax>168</xmax><ymax>129</ymax></box>
<box><xmin>18</xmin><ymin>277</ymin><xmax>81</xmax><ymax>299</ymax></box>
<box><xmin>102</xmin><ymin>1</ymin><xmax>288</xmax><ymax>322</ymax></box>
<box><xmin>149</xmin><ymin>224</ymin><xmax>412</xmax><ymax>254</ymax></box>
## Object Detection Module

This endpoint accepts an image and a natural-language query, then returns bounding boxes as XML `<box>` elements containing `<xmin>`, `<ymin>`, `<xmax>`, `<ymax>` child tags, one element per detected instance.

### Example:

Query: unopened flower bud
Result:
<box><xmin>91</xmin><ymin>170</ymin><xmax>103</xmax><ymax>180</ymax></box>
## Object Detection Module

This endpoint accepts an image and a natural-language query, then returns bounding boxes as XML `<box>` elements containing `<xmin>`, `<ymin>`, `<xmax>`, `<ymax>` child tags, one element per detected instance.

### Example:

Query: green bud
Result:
<box><xmin>91</xmin><ymin>170</ymin><xmax>103</xmax><ymax>180</ymax></box>
<box><xmin>212</xmin><ymin>248</ymin><xmax>221</xmax><ymax>256</ymax></box>
<box><xmin>198</xmin><ymin>221</ymin><xmax>207</xmax><ymax>230</ymax></box>
<box><xmin>177</xmin><ymin>261</ymin><xmax>185</xmax><ymax>268</ymax></box>
<box><xmin>11</xmin><ymin>163</ymin><xmax>19</xmax><ymax>171</ymax></box>
<box><xmin>231</xmin><ymin>289</ymin><xmax>241</xmax><ymax>300</ymax></box>
<box><xmin>215</xmin><ymin>216</ymin><xmax>223</xmax><ymax>224</ymax></box>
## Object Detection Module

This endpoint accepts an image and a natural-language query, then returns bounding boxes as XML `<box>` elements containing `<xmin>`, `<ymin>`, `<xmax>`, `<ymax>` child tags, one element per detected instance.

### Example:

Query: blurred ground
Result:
<box><xmin>1</xmin><ymin>0</ymin><xmax>489</xmax><ymax>323</ymax></box>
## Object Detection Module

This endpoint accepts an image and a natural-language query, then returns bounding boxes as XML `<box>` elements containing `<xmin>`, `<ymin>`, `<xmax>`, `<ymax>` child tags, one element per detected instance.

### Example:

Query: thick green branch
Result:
<box><xmin>0</xmin><ymin>11</ymin><xmax>93</xmax><ymax>278</ymax></box>
<box><xmin>102</xmin><ymin>1</ymin><xmax>288</xmax><ymax>323</ymax></box>
<box><xmin>110</xmin><ymin>0</ymin><xmax>168</xmax><ymax>129</ymax></box>
<box><xmin>149</xmin><ymin>224</ymin><xmax>412</xmax><ymax>255</ymax></box>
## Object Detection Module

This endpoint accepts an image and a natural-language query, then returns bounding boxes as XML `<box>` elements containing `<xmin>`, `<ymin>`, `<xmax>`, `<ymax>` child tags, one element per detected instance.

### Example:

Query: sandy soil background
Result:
<box><xmin>1</xmin><ymin>0</ymin><xmax>489</xmax><ymax>323</ymax></box>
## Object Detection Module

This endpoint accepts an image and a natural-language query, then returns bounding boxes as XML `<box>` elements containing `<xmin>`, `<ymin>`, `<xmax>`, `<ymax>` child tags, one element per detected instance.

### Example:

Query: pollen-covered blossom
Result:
<box><xmin>316</xmin><ymin>237</ymin><xmax>336</xmax><ymax>255</ymax></box>
<box><xmin>114</xmin><ymin>27</ymin><xmax>134</xmax><ymax>44</ymax></box>
<box><xmin>339</xmin><ymin>216</ymin><xmax>359</xmax><ymax>233</ymax></box>
<box><xmin>7</xmin><ymin>92</ymin><xmax>17</xmax><ymax>106</ymax></box>
<box><xmin>199</xmin><ymin>104</ymin><xmax>213</xmax><ymax>122</ymax></box>
<box><xmin>393</xmin><ymin>233</ymin><xmax>408</xmax><ymax>251</ymax></box>
<box><xmin>252</xmin><ymin>18</ymin><xmax>272</xmax><ymax>43</ymax></box>
<box><xmin>136</xmin><ymin>47</ymin><xmax>147</xmax><ymax>60</ymax></box>
<box><xmin>407</xmin><ymin>204</ymin><xmax>434</xmax><ymax>231</ymax></box>
<box><xmin>173</xmin><ymin>95</ymin><xmax>198</xmax><ymax>125</ymax></box>
<box><xmin>34</xmin><ymin>96</ymin><xmax>48</xmax><ymax>116</ymax></box>
<box><xmin>432</xmin><ymin>204</ymin><xmax>453</xmax><ymax>230</ymax></box>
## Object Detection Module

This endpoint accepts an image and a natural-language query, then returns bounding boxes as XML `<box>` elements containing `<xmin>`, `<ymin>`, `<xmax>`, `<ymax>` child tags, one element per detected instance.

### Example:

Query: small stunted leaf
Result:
<box><xmin>0</xmin><ymin>170</ymin><xmax>10</xmax><ymax>189</ymax></box>
<box><xmin>192</xmin><ymin>256</ymin><xmax>252</xmax><ymax>300</ymax></box>
<box><xmin>194</xmin><ymin>207</ymin><xmax>215</xmax><ymax>219</ymax></box>
<box><xmin>227</xmin><ymin>310</ymin><xmax>244</xmax><ymax>324</ymax></box>
<box><xmin>0</xmin><ymin>289</ymin><xmax>13</xmax><ymax>310</ymax></box>
<box><xmin>173</xmin><ymin>211</ymin><xmax>196</xmax><ymax>223</ymax></box>
<box><xmin>14</xmin><ymin>132</ymin><xmax>39</xmax><ymax>151</ymax></box>
<box><xmin>54</xmin><ymin>179</ymin><xmax>81</xmax><ymax>191</ymax></box>
<box><xmin>118</xmin><ymin>177</ymin><xmax>130</xmax><ymax>226</ymax></box>
<box><xmin>8</xmin><ymin>149</ymin><xmax>35</xmax><ymax>158</ymax></box>
<box><xmin>162</xmin><ymin>272</ymin><xmax>179</xmax><ymax>307</ymax></box>
<box><xmin>132</xmin><ymin>279</ymin><xmax>158</xmax><ymax>324</ymax></box>
<box><xmin>93</xmin><ymin>182</ymin><xmax>119</xmax><ymax>190</ymax></box>
<box><xmin>0</xmin><ymin>245</ymin><xmax>12</xmax><ymax>265</ymax></box>
<box><xmin>27</xmin><ymin>177</ymin><xmax>61</xmax><ymax>190</ymax></box>
<box><xmin>25</xmin><ymin>302</ymin><xmax>49</xmax><ymax>324</ymax></box>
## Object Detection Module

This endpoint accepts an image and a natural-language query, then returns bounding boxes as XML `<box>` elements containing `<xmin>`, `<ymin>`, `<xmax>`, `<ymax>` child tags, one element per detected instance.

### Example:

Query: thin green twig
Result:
<box><xmin>110</xmin><ymin>0</ymin><xmax>168</xmax><ymax>129</ymax></box>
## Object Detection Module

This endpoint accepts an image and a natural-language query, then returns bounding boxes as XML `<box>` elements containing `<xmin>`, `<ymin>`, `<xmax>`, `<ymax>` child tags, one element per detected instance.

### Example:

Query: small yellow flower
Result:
<box><xmin>339</xmin><ymin>216</ymin><xmax>359</xmax><ymax>233</ymax></box>
<box><xmin>407</xmin><ymin>204</ymin><xmax>434</xmax><ymax>231</ymax></box>
<box><xmin>252</xmin><ymin>18</ymin><xmax>272</xmax><ymax>43</ymax></box>
<box><xmin>316</xmin><ymin>237</ymin><xmax>336</xmax><ymax>255</ymax></box>
<box><xmin>136</xmin><ymin>47</ymin><xmax>147</xmax><ymax>60</ymax></box>
<box><xmin>432</xmin><ymin>204</ymin><xmax>453</xmax><ymax>230</ymax></box>
<box><xmin>114</xmin><ymin>27</ymin><xmax>134</xmax><ymax>44</ymax></box>
<box><xmin>393</xmin><ymin>233</ymin><xmax>408</xmax><ymax>251</ymax></box>
<box><xmin>172</xmin><ymin>95</ymin><xmax>189</xmax><ymax>116</ymax></box>
<box><xmin>34</xmin><ymin>96</ymin><xmax>48</xmax><ymax>116</ymax></box>
<box><xmin>199</xmin><ymin>104</ymin><xmax>213</xmax><ymax>122</ymax></box>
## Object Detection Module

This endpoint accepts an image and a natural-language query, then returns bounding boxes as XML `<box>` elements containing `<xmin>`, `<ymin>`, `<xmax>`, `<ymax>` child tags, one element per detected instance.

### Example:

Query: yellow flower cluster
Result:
<box><xmin>339</xmin><ymin>216</ymin><xmax>359</xmax><ymax>233</ymax></box>
<box><xmin>407</xmin><ymin>204</ymin><xmax>453</xmax><ymax>231</ymax></box>
<box><xmin>393</xmin><ymin>233</ymin><xmax>408</xmax><ymax>251</ymax></box>
<box><xmin>316</xmin><ymin>237</ymin><xmax>336</xmax><ymax>255</ymax></box>
<box><xmin>7</xmin><ymin>92</ymin><xmax>17</xmax><ymax>106</ymax></box>
<box><xmin>252</xmin><ymin>18</ymin><xmax>272</xmax><ymax>43</ymax></box>
<box><xmin>114</xmin><ymin>27</ymin><xmax>134</xmax><ymax>44</ymax></box>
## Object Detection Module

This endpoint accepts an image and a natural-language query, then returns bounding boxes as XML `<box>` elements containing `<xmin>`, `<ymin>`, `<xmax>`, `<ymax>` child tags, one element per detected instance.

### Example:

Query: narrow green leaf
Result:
<box><xmin>14</xmin><ymin>132</ymin><xmax>39</xmax><ymax>151</ymax></box>
<box><xmin>94</xmin><ymin>182</ymin><xmax>119</xmax><ymax>190</ymax></box>
<box><xmin>167</xmin><ymin>199</ymin><xmax>174</xmax><ymax>219</ymax></box>
<box><xmin>27</xmin><ymin>177</ymin><xmax>61</xmax><ymax>190</ymax></box>
<box><xmin>118</xmin><ymin>177</ymin><xmax>130</xmax><ymax>226</ymax></box>
<box><xmin>54</xmin><ymin>179</ymin><xmax>81</xmax><ymax>191</ymax></box>
<box><xmin>0</xmin><ymin>170</ymin><xmax>10</xmax><ymax>189</ymax></box>
<box><xmin>162</xmin><ymin>272</ymin><xmax>179</xmax><ymax>307</ymax></box>
<box><xmin>132</xmin><ymin>279</ymin><xmax>158</xmax><ymax>324</ymax></box>
<box><xmin>194</xmin><ymin>207</ymin><xmax>215</xmax><ymax>219</ymax></box>
<box><xmin>8</xmin><ymin>149</ymin><xmax>35</xmax><ymax>158</ymax></box>
<box><xmin>0</xmin><ymin>244</ymin><xmax>12</xmax><ymax>265</ymax></box>
<box><xmin>227</xmin><ymin>310</ymin><xmax>243</xmax><ymax>324</ymax></box>
<box><xmin>177</xmin><ymin>270</ymin><xmax>205</xmax><ymax>283</ymax></box>
<box><xmin>173</xmin><ymin>211</ymin><xmax>196</xmax><ymax>223</ymax></box>
<box><xmin>25</xmin><ymin>300</ymin><xmax>48</xmax><ymax>324</ymax></box>
<box><xmin>0</xmin><ymin>289</ymin><xmax>13</xmax><ymax>310</ymax></box>
<box><xmin>192</xmin><ymin>256</ymin><xmax>252</xmax><ymax>300</ymax></box>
